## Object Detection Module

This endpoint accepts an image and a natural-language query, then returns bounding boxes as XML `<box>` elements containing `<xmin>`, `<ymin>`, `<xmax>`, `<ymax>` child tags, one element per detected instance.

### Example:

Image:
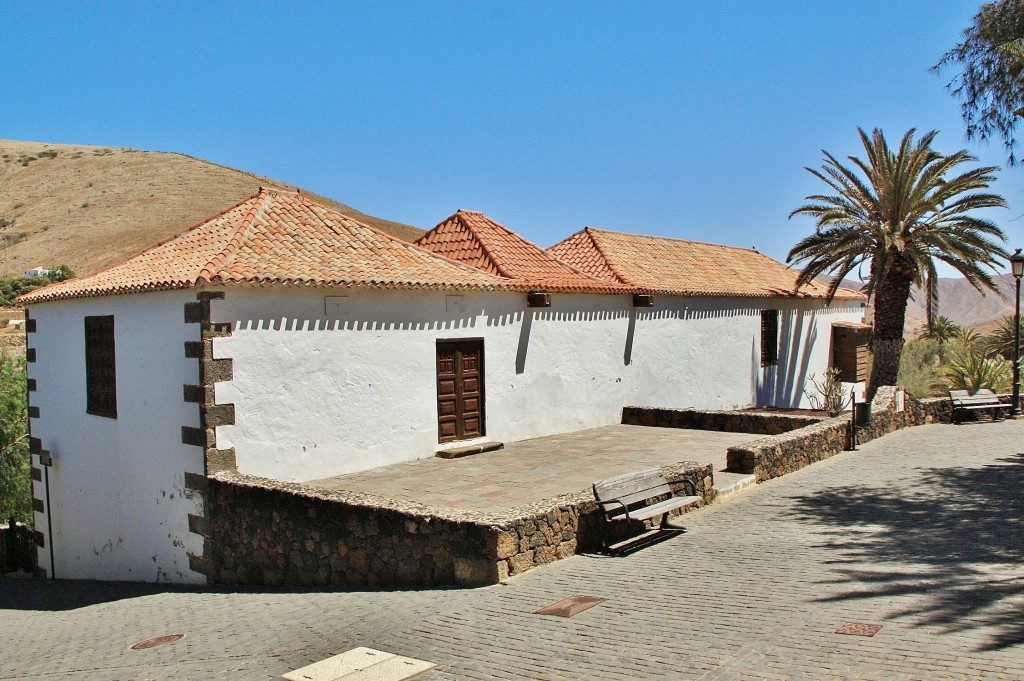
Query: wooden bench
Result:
<box><xmin>592</xmin><ymin>467</ymin><xmax>702</xmax><ymax>554</ymax></box>
<box><xmin>949</xmin><ymin>389</ymin><xmax>1011</xmax><ymax>424</ymax></box>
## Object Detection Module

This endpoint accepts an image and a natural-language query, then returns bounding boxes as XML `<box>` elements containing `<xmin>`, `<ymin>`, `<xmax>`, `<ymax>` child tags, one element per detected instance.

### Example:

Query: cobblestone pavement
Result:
<box><xmin>3</xmin><ymin>420</ymin><xmax>1023</xmax><ymax>680</ymax></box>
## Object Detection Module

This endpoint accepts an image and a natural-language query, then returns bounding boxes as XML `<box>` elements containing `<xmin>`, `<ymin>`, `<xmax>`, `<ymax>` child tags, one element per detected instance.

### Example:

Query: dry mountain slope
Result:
<box><xmin>839</xmin><ymin>274</ymin><xmax>1018</xmax><ymax>332</ymax></box>
<box><xmin>0</xmin><ymin>139</ymin><xmax>423</xmax><ymax>278</ymax></box>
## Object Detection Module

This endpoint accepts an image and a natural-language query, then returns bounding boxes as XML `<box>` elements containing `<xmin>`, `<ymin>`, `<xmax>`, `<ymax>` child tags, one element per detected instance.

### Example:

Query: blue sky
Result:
<box><xmin>2</xmin><ymin>1</ymin><xmax>1020</xmax><ymax>277</ymax></box>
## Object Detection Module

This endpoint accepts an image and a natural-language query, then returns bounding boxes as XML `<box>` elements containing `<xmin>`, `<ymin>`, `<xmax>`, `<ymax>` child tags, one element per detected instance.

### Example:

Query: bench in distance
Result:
<box><xmin>948</xmin><ymin>388</ymin><xmax>1011</xmax><ymax>424</ymax></box>
<box><xmin>592</xmin><ymin>466</ymin><xmax>701</xmax><ymax>554</ymax></box>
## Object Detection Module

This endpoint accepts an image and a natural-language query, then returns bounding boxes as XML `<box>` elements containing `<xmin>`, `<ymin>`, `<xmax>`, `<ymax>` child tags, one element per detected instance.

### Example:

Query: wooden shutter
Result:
<box><xmin>760</xmin><ymin>310</ymin><xmax>779</xmax><ymax>366</ymax></box>
<box><xmin>85</xmin><ymin>315</ymin><xmax>117</xmax><ymax>418</ymax></box>
<box><xmin>831</xmin><ymin>324</ymin><xmax>869</xmax><ymax>382</ymax></box>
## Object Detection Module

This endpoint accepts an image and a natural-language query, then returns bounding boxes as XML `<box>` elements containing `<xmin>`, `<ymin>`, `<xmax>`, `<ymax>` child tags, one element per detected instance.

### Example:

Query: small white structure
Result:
<box><xmin>20</xmin><ymin>188</ymin><xmax>865</xmax><ymax>583</ymax></box>
<box><xmin>22</xmin><ymin>267</ymin><xmax>50</xmax><ymax>279</ymax></box>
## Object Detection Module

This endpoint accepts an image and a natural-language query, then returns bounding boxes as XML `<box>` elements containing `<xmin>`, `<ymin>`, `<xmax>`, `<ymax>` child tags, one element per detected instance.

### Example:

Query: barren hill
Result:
<box><xmin>0</xmin><ymin>139</ymin><xmax>424</xmax><ymax>278</ymax></box>
<box><xmin>840</xmin><ymin>274</ymin><xmax>1017</xmax><ymax>333</ymax></box>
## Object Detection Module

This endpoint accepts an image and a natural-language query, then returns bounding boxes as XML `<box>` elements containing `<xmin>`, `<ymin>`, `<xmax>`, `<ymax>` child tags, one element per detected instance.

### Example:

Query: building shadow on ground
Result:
<box><xmin>0</xmin><ymin>577</ymin><xmax>468</xmax><ymax>612</ymax></box>
<box><xmin>786</xmin><ymin>451</ymin><xmax>1024</xmax><ymax>651</ymax></box>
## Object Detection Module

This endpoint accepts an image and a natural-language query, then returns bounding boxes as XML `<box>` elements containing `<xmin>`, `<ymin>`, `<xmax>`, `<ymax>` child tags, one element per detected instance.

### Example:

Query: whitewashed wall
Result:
<box><xmin>630</xmin><ymin>297</ymin><xmax>865</xmax><ymax>410</ymax></box>
<box><xmin>27</xmin><ymin>291</ymin><xmax>205</xmax><ymax>583</ymax></box>
<box><xmin>213</xmin><ymin>289</ymin><xmax>633</xmax><ymax>482</ymax></box>
<box><xmin>213</xmin><ymin>288</ymin><xmax>863</xmax><ymax>482</ymax></box>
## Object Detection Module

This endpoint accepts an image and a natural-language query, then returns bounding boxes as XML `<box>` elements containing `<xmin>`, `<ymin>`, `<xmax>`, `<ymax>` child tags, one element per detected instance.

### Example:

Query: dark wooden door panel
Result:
<box><xmin>436</xmin><ymin>340</ymin><xmax>485</xmax><ymax>443</ymax></box>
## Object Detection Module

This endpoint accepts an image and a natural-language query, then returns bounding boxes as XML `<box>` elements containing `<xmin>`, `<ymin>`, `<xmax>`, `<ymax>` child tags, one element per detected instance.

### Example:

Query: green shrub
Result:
<box><xmin>897</xmin><ymin>338</ymin><xmax>942</xmax><ymax>397</ymax></box>
<box><xmin>0</xmin><ymin>354</ymin><xmax>29</xmax><ymax>524</ymax></box>
<box><xmin>0</xmin><ymin>266</ymin><xmax>76</xmax><ymax>305</ymax></box>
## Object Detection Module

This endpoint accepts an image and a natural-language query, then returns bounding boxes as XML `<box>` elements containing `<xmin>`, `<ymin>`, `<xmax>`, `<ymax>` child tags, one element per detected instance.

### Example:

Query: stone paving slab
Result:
<box><xmin>307</xmin><ymin>424</ymin><xmax>754</xmax><ymax>512</ymax></box>
<box><xmin>3</xmin><ymin>420</ymin><xmax>1023</xmax><ymax>679</ymax></box>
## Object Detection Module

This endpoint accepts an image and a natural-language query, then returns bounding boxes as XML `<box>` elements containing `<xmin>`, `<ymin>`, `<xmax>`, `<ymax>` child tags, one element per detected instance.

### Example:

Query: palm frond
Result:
<box><xmin>789</xmin><ymin>127</ymin><xmax>1009</xmax><ymax>392</ymax></box>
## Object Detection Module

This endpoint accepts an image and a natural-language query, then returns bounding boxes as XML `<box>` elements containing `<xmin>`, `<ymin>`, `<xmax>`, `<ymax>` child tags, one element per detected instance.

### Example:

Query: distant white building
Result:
<box><xmin>22</xmin><ymin>267</ymin><xmax>50</xmax><ymax>279</ymax></box>
<box><xmin>20</xmin><ymin>188</ymin><xmax>866</xmax><ymax>583</ymax></box>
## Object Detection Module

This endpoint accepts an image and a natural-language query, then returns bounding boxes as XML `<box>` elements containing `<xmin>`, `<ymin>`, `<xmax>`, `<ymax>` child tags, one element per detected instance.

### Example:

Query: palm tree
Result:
<box><xmin>788</xmin><ymin>128</ymin><xmax>1008</xmax><ymax>398</ymax></box>
<box><xmin>919</xmin><ymin>315</ymin><xmax>962</xmax><ymax>348</ymax></box>
<box><xmin>987</xmin><ymin>314</ymin><xmax>1024</xmax><ymax>360</ymax></box>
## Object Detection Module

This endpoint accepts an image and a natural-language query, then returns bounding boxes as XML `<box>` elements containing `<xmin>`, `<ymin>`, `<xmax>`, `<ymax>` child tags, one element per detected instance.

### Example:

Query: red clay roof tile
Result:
<box><xmin>20</xmin><ymin>189</ymin><xmax>509</xmax><ymax>303</ymax></box>
<box><xmin>548</xmin><ymin>227</ymin><xmax>865</xmax><ymax>301</ymax></box>
<box><xmin>415</xmin><ymin>210</ymin><xmax>630</xmax><ymax>293</ymax></box>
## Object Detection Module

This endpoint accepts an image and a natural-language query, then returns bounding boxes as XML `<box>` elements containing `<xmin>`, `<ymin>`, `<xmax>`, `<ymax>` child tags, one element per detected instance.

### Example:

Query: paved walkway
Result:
<box><xmin>307</xmin><ymin>424</ymin><xmax>753</xmax><ymax>511</ymax></box>
<box><xmin>3</xmin><ymin>420</ymin><xmax>1024</xmax><ymax>679</ymax></box>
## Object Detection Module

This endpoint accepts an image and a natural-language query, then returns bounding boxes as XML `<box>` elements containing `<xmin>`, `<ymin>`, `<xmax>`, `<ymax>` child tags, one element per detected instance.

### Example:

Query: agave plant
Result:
<box><xmin>930</xmin><ymin>344</ymin><xmax>1012</xmax><ymax>393</ymax></box>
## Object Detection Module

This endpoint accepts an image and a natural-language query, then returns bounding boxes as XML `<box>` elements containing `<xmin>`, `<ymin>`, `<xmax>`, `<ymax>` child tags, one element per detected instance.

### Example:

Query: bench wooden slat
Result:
<box><xmin>953</xmin><ymin>395</ymin><xmax>1004</xmax><ymax>405</ymax></box>
<box><xmin>593</xmin><ymin>467</ymin><xmax>666</xmax><ymax>500</ymax></box>
<box><xmin>596</xmin><ymin>485</ymin><xmax>673</xmax><ymax>509</ymax></box>
<box><xmin>605</xmin><ymin>495</ymin><xmax>701</xmax><ymax>522</ymax></box>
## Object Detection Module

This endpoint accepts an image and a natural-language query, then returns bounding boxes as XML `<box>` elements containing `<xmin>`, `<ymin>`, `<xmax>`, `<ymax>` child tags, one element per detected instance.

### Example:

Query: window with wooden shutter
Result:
<box><xmin>85</xmin><ymin>315</ymin><xmax>117</xmax><ymax>418</ymax></box>
<box><xmin>831</xmin><ymin>323</ymin><xmax>869</xmax><ymax>382</ymax></box>
<box><xmin>760</xmin><ymin>310</ymin><xmax>779</xmax><ymax>366</ymax></box>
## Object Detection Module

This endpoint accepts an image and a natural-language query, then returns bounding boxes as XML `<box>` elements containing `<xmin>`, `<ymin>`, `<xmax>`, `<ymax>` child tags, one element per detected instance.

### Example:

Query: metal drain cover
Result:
<box><xmin>835</xmin><ymin>622</ymin><xmax>882</xmax><ymax>636</ymax></box>
<box><xmin>130</xmin><ymin>633</ymin><xmax>185</xmax><ymax>650</ymax></box>
<box><xmin>534</xmin><ymin>595</ymin><xmax>606</xmax><ymax>617</ymax></box>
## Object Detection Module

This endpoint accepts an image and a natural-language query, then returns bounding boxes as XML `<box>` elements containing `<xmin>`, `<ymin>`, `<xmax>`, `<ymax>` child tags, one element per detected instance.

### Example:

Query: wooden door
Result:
<box><xmin>436</xmin><ymin>340</ymin><xmax>485</xmax><ymax>443</ymax></box>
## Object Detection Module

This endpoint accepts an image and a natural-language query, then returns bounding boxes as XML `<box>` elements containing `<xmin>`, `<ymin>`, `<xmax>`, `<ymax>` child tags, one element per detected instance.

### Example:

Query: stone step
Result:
<box><xmin>712</xmin><ymin>471</ymin><xmax>757</xmax><ymax>501</ymax></box>
<box><xmin>435</xmin><ymin>441</ymin><xmax>504</xmax><ymax>459</ymax></box>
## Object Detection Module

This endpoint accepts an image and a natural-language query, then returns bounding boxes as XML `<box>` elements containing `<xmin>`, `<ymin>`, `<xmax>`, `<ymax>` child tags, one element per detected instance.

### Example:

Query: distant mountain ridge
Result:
<box><xmin>0</xmin><ymin>139</ymin><xmax>424</xmax><ymax>279</ymax></box>
<box><xmin>839</xmin><ymin>274</ymin><xmax>1018</xmax><ymax>331</ymax></box>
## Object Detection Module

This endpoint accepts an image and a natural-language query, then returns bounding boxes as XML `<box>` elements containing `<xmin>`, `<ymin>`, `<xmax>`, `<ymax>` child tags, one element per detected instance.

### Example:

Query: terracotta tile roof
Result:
<box><xmin>19</xmin><ymin>188</ymin><xmax>508</xmax><ymax>303</ymax></box>
<box><xmin>548</xmin><ymin>227</ymin><xmax>866</xmax><ymax>301</ymax></box>
<box><xmin>415</xmin><ymin>210</ymin><xmax>629</xmax><ymax>293</ymax></box>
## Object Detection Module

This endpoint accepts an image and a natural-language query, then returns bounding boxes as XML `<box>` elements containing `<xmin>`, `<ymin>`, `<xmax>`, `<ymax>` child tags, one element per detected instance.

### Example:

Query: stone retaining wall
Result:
<box><xmin>204</xmin><ymin>462</ymin><xmax>713</xmax><ymax>589</ymax></box>
<box><xmin>726</xmin><ymin>388</ymin><xmax>951</xmax><ymax>482</ymax></box>
<box><xmin>622</xmin><ymin>406</ymin><xmax>823</xmax><ymax>435</ymax></box>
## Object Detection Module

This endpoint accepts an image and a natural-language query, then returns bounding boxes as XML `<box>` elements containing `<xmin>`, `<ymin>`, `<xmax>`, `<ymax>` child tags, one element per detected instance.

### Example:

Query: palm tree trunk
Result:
<box><xmin>868</xmin><ymin>254</ymin><xmax>914</xmax><ymax>399</ymax></box>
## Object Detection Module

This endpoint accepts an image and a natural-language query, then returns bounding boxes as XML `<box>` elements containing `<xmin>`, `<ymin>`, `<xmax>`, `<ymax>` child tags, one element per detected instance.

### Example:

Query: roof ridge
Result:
<box><xmin>457</xmin><ymin>212</ymin><xmax>513</xmax><ymax>278</ymax></box>
<box><xmin>581</xmin><ymin>227</ymin><xmax>629</xmax><ymax>285</ymax></box>
<box><xmin>55</xmin><ymin>191</ymin><xmax>267</xmax><ymax>284</ymax></box>
<box><xmin>467</xmin><ymin>212</ymin><xmax>611</xmax><ymax>284</ymax></box>
<box><xmin>297</xmin><ymin>203</ymin><xmax>514</xmax><ymax>284</ymax></box>
<box><xmin>197</xmin><ymin>187</ymin><xmax>272</xmax><ymax>282</ymax></box>
<box><xmin>586</xmin><ymin>225</ymin><xmax>760</xmax><ymax>253</ymax></box>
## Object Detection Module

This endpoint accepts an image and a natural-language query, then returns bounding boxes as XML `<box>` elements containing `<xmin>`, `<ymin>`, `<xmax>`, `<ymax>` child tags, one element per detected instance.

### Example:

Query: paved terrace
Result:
<box><xmin>306</xmin><ymin>424</ymin><xmax>756</xmax><ymax>511</ymax></box>
<box><xmin>3</xmin><ymin>420</ymin><xmax>1024</xmax><ymax>679</ymax></box>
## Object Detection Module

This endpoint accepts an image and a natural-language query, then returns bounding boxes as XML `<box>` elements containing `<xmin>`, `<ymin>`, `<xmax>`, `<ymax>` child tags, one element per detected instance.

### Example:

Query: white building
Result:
<box><xmin>20</xmin><ymin>188</ymin><xmax>864</xmax><ymax>582</ymax></box>
<box><xmin>22</xmin><ymin>266</ymin><xmax>51</xmax><ymax>279</ymax></box>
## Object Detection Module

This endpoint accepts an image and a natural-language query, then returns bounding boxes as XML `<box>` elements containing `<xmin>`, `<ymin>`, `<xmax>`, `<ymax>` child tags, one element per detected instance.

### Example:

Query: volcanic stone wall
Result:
<box><xmin>204</xmin><ymin>461</ymin><xmax>713</xmax><ymax>588</ymax></box>
<box><xmin>726</xmin><ymin>388</ymin><xmax>951</xmax><ymax>481</ymax></box>
<box><xmin>621</xmin><ymin>406</ymin><xmax>823</xmax><ymax>435</ymax></box>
